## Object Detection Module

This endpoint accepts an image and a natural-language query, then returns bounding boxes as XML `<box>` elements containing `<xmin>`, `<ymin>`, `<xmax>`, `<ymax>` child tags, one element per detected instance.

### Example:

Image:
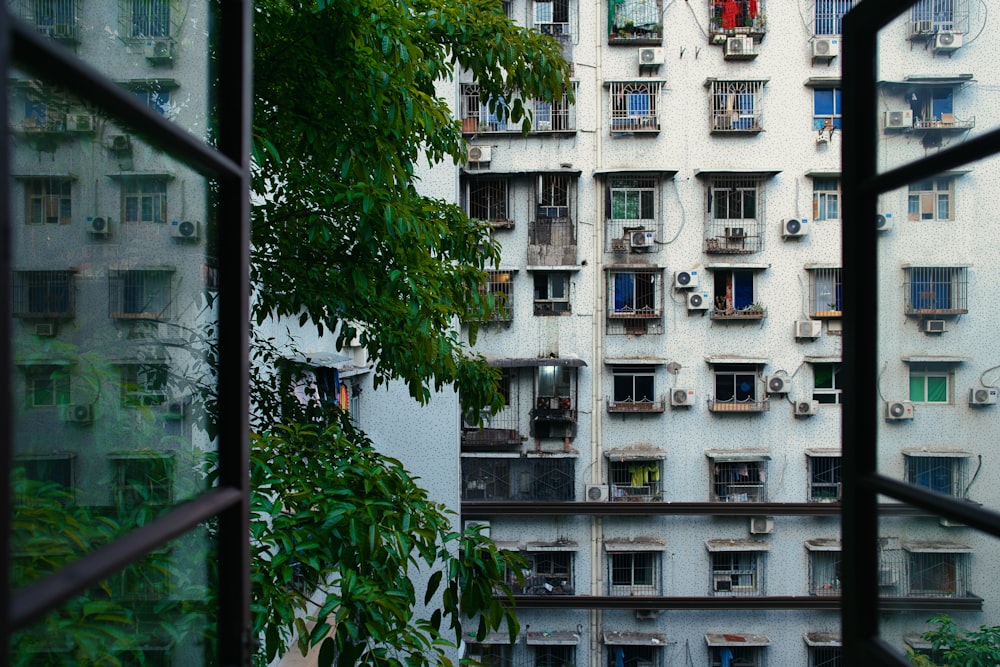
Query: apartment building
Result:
<box><xmin>398</xmin><ymin>0</ymin><xmax>1000</xmax><ymax>665</ymax></box>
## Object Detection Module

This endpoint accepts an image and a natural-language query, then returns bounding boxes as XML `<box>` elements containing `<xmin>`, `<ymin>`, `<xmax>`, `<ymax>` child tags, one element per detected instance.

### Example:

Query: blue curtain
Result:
<box><xmin>615</xmin><ymin>273</ymin><xmax>635</xmax><ymax>311</ymax></box>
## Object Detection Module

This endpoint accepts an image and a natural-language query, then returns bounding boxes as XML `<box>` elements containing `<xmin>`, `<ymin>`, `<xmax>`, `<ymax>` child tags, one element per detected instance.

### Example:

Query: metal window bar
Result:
<box><xmin>609</xmin><ymin>81</ymin><xmax>661</xmax><ymax>132</ymax></box>
<box><xmin>711</xmin><ymin>646</ymin><xmax>761</xmax><ymax>667</ymax></box>
<box><xmin>809</xmin><ymin>268</ymin><xmax>843</xmax><ymax>317</ymax></box>
<box><xmin>875</xmin><ymin>546</ymin><xmax>904</xmax><ymax>596</ymax></box>
<box><xmin>903</xmin><ymin>266</ymin><xmax>968</xmax><ymax>314</ymax></box>
<box><xmin>120</xmin><ymin>363</ymin><xmax>169</xmax><ymax>407</ymax></box>
<box><xmin>709</xmin><ymin>369</ymin><xmax>768</xmax><ymax>412</ymax></box>
<box><xmin>607</xmin><ymin>646</ymin><xmax>656</xmax><ymax>667</ymax></box>
<box><xmin>120</xmin><ymin>0</ymin><xmax>171</xmax><ymax>38</ymax></box>
<box><xmin>605</xmin><ymin>175</ymin><xmax>659</xmax><ymax>250</ymax></box>
<box><xmin>711</xmin><ymin>551</ymin><xmax>763</xmax><ymax>596</ymax></box>
<box><xmin>905</xmin><ymin>456</ymin><xmax>968</xmax><ymax>497</ymax></box>
<box><xmin>468</xmin><ymin>179</ymin><xmax>510</xmax><ymax>224</ymax></box>
<box><xmin>108</xmin><ymin>270</ymin><xmax>173</xmax><ymax>319</ymax></box>
<box><xmin>461</xmin><ymin>458</ymin><xmax>575</xmax><ymax>502</ymax></box>
<box><xmin>26</xmin><ymin>177</ymin><xmax>71</xmax><ymax>224</ymax></box>
<box><xmin>113</xmin><ymin>456</ymin><xmax>173</xmax><ymax>510</ymax></box>
<box><xmin>810</xmin><ymin>551</ymin><xmax>842</xmax><ymax>595</ymax></box>
<box><xmin>532</xmin><ymin>91</ymin><xmax>575</xmax><ymax>131</ymax></box>
<box><xmin>709</xmin><ymin>80</ymin><xmax>764</xmax><ymax>132</ymax></box>
<box><xmin>708</xmin><ymin>0</ymin><xmax>766</xmax><ymax>36</ymax></box>
<box><xmin>111</xmin><ymin>554</ymin><xmax>170</xmax><ymax>601</ymax></box>
<box><xmin>608</xmin><ymin>270</ymin><xmax>662</xmax><ymax>319</ymax></box>
<box><xmin>465</xmin><ymin>644</ymin><xmax>512</xmax><ymax>667</ymax></box>
<box><xmin>815</xmin><ymin>0</ymin><xmax>857</xmax><ymax>35</ymax></box>
<box><xmin>907</xmin><ymin>552</ymin><xmax>968</xmax><ymax>597</ymax></box>
<box><xmin>810</xmin><ymin>456</ymin><xmax>843</xmax><ymax>501</ymax></box>
<box><xmin>712</xmin><ymin>461</ymin><xmax>768</xmax><ymax>501</ymax></box>
<box><xmin>609</xmin><ymin>460</ymin><xmax>663</xmax><ymax>500</ymax></box>
<box><xmin>12</xmin><ymin>270</ymin><xmax>73</xmax><ymax>318</ymax></box>
<box><xmin>533</xmin><ymin>646</ymin><xmax>575</xmax><ymax>666</ymax></box>
<box><xmin>515</xmin><ymin>552</ymin><xmax>574</xmax><ymax>594</ymax></box>
<box><xmin>608</xmin><ymin>552</ymin><xmax>659</xmax><ymax>595</ymax></box>
<box><xmin>909</xmin><ymin>0</ymin><xmax>968</xmax><ymax>36</ymax></box>
<box><xmin>811</xmin><ymin>647</ymin><xmax>843</xmax><ymax>667</ymax></box>
<box><xmin>14</xmin><ymin>0</ymin><xmax>78</xmax><ymax>41</ymax></box>
<box><xmin>705</xmin><ymin>176</ymin><xmax>764</xmax><ymax>254</ymax></box>
<box><xmin>534</xmin><ymin>0</ymin><xmax>571</xmax><ymax>38</ymax></box>
<box><xmin>483</xmin><ymin>270</ymin><xmax>514</xmax><ymax>321</ymax></box>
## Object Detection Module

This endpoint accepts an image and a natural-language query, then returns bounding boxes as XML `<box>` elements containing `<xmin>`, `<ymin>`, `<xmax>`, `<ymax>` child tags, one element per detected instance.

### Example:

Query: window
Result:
<box><xmin>815</xmin><ymin>0</ymin><xmax>857</xmax><ymax>34</ymax></box>
<box><xmin>537</xmin><ymin>365</ymin><xmax>572</xmax><ymax>403</ymax></box>
<box><xmin>531</xmin><ymin>175</ymin><xmax>576</xmax><ymax>250</ymax></box>
<box><xmin>608</xmin><ymin>366</ymin><xmax>661</xmax><ymax>413</ymax></box>
<box><xmin>608</xmin><ymin>0</ymin><xmax>662</xmax><ymax>41</ymax></box>
<box><xmin>909</xmin><ymin>0</ymin><xmax>966</xmax><ymax>35</ymax></box>
<box><xmin>609</xmin><ymin>81</ymin><xmax>661</xmax><ymax>132</ymax></box>
<box><xmin>16</xmin><ymin>455</ymin><xmax>74</xmax><ymax>489</ymax></box>
<box><xmin>125</xmin><ymin>0</ymin><xmax>171</xmax><ymax>38</ymax></box>
<box><xmin>708</xmin><ymin>0</ymin><xmax>766</xmax><ymax>36</ymax></box>
<box><xmin>813</xmin><ymin>88</ymin><xmax>842</xmax><ymax>130</ymax></box>
<box><xmin>111</xmin><ymin>551</ymin><xmax>171</xmax><ymax>601</ymax></box>
<box><xmin>131</xmin><ymin>87</ymin><xmax>172</xmax><ymax>116</ymax></box>
<box><xmin>514</xmin><ymin>551</ymin><xmax>574</xmax><ymax>595</ymax></box>
<box><xmin>531</xmin><ymin>88</ymin><xmax>576</xmax><ymax>131</ymax></box>
<box><xmin>112</xmin><ymin>455</ymin><xmax>174</xmax><ymax>509</ymax></box>
<box><xmin>808</xmin><ymin>267</ymin><xmax>842</xmax><ymax>317</ymax></box>
<box><xmin>709</xmin><ymin>80</ymin><xmax>765</xmax><ymax>132</ymax></box>
<box><xmin>534</xmin><ymin>0</ymin><xmax>570</xmax><ymax>38</ymax></box>
<box><xmin>466</xmin><ymin>178</ymin><xmax>510</xmax><ymax>225</ymax></box>
<box><xmin>908</xmin><ymin>87</ymin><xmax>971</xmax><ymax>131</ymax></box>
<box><xmin>808</xmin><ymin>546</ymin><xmax>842</xmax><ymax>594</ymax></box>
<box><xmin>533</xmin><ymin>645</ymin><xmax>574</xmax><ymax>667</ymax></box>
<box><xmin>813</xmin><ymin>363</ymin><xmax>843</xmax><ymax>405</ymax></box>
<box><xmin>710</xmin><ymin>365</ymin><xmax>764</xmax><ymax>412</ymax></box>
<box><xmin>464</xmin><ymin>643</ymin><xmax>511</xmax><ymax>667</ymax></box>
<box><xmin>533</xmin><ymin>272</ymin><xmax>571</xmax><ymax>315</ymax></box>
<box><xmin>109</xmin><ymin>269</ymin><xmax>173</xmax><ymax>319</ymax></box>
<box><xmin>710</xmin><ymin>550</ymin><xmax>763</xmax><ymax>595</ymax></box>
<box><xmin>905</xmin><ymin>544</ymin><xmax>970</xmax><ymax>597</ymax></box>
<box><xmin>12</xmin><ymin>270</ymin><xmax>74</xmax><ymax>318</ymax></box>
<box><xmin>605</xmin><ymin>175</ymin><xmax>658</xmax><ymax>248</ymax></box>
<box><xmin>809</xmin><ymin>646</ymin><xmax>843</xmax><ymax>667</ymax></box>
<box><xmin>705</xmin><ymin>175</ymin><xmax>765</xmax><ymax>254</ymax></box>
<box><xmin>478</xmin><ymin>270</ymin><xmax>514</xmax><ymax>322</ymax></box>
<box><xmin>907</xmin><ymin>177</ymin><xmax>954</xmax><ymax>221</ymax></box>
<box><xmin>903</xmin><ymin>266</ymin><xmax>967</xmax><ymax>314</ymax></box>
<box><xmin>812</xmin><ymin>179</ymin><xmax>840</xmax><ymax>221</ymax></box>
<box><xmin>608</xmin><ymin>270</ymin><xmax>661</xmax><ymax>318</ymax></box>
<box><xmin>21</xmin><ymin>91</ymin><xmax>64</xmax><ymax>133</ymax></box>
<box><xmin>710</xmin><ymin>646</ymin><xmax>763</xmax><ymax>667</ymax></box>
<box><xmin>119</xmin><ymin>363</ymin><xmax>169</xmax><ymax>407</ymax></box>
<box><xmin>609</xmin><ymin>552</ymin><xmax>657</xmax><ymax>594</ymax></box>
<box><xmin>538</xmin><ymin>174</ymin><xmax>570</xmax><ymax>220</ymax></box>
<box><xmin>22</xmin><ymin>0</ymin><xmax>78</xmax><ymax>40</ymax></box>
<box><xmin>711</xmin><ymin>459</ymin><xmax>767</xmax><ymax>501</ymax></box>
<box><xmin>711</xmin><ymin>269</ymin><xmax>763</xmax><ymax>318</ymax></box>
<box><xmin>609</xmin><ymin>458</ymin><xmax>664</xmax><ymax>499</ymax></box>
<box><xmin>460</xmin><ymin>84</ymin><xmax>508</xmax><ymax>133</ymax></box>
<box><xmin>122</xmin><ymin>177</ymin><xmax>168</xmax><ymax>224</ymax></box>
<box><xmin>809</xmin><ymin>454</ymin><xmax>842</xmax><ymax>500</ymax></box>
<box><xmin>24</xmin><ymin>365</ymin><xmax>70</xmax><ymax>408</ymax></box>
<box><xmin>908</xmin><ymin>362</ymin><xmax>951</xmax><ymax>403</ymax></box>
<box><xmin>905</xmin><ymin>453</ymin><xmax>968</xmax><ymax>496</ymax></box>
<box><xmin>24</xmin><ymin>177</ymin><xmax>71</xmax><ymax>224</ymax></box>
<box><xmin>607</xmin><ymin>645</ymin><xmax>656</xmax><ymax>667</ymax></box>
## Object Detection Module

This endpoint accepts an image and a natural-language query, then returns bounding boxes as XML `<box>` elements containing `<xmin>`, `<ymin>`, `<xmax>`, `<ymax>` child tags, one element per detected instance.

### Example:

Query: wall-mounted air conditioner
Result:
<box><xmin>749</xmin><ymin>516</ymin><xmax>773</xmax><ymax>534</ymax></box>
<box><xmin>63</xmin><ymin>403</ymin><xmax>93</xmax><ymax>424</ymax></box>
<box><xmin>724</xmin><ymin>36</ymin><xmax>754</xmax><ymax>58</ymax></box>
<box><xmin>687</xmin><ymin>292</ymin><xmax>710</xmax><ymax>310</ymax></box>
<box><xmin>713</xmin><ymin>574</ymin><xmax>733</xmax><ymax>592</ymax></box>
<box><xmin>810</xmin><ymin>37</ymin><xmax>839</xmax><ymax>59</ymax></box>
<box><xmin>629</xmin><ymin>229</ymin><xmax>655</xmax><ymax>249</ymax></box>
<box><xmin>87</xmin><ymin>216</ymin><xmax>111</xmax><ymax>236</ymax></box>
<box><xmin>586</xmin><ymin>484</ymin><xmax>609</xmax><ymax>502</ymax></box>
<box><xmin>766</xmin><ymin>375</ymin><xmax>790</xmax><ymax>394</ymax></box>
<box><xmin>884</xmin><ymin>110</ymin><xmax>913</xmax><ymax>130</ymax></box>
<box><xmin>109</xmin><ymin>134</ymin><xmax>131</xmax><ymax>152</ymax></box>
<box><xmin>922</xmin><ymin>319</ymin><xmax>946</xmax><ymax>333</ymax></box>
<box><xmin>885</xmin><ymin>400</ymin><xmax>914</xmax><ymax>421</ymax></box>
<box><xmin>638</xmin><ymin>47</ymin><xmax>664</xmax><ymax>66</ymax></box>
<box><xmin>969</xmin><ymin>387</ymin><xmax>999</xmax><ymax>406</ymax></box>
<box><xmin>144</xmin><ymin>38</ymin><xmax>175</xmax><ymax>61</ymax></box>
<box><xmin>674</xmin><ymin>270</ymin><xmax>698</xmax><ymax>289</ymax></box>
<box><xmin>170</xmin><ymin>220</ymin><xmax>200</xmax><ymax>239</ymax></box>
<box><xmin>795</xmin><ymin>400</ymin><xmax>819</xmax><ymax>416</ymax></box>
<box><xmin>467</xmin><ymin>145</ymin><xmax>492</xmax><ymax>163</ymax></box>
<box><xmin>933</xmin><ymin>31</ymin><xmax>962</xmax><ymax>53</ymax></box>
<box><xmin>795</xmin><ymin>320</ymin><xmax>821</xmax><ymax>339</ymax></box>
<box><xmin>782</xmin><ymin>218</ymin><xmax>808</xmax><ymax>238</ymax></box>
<box><xmin>671</xmin><ymin>388</ymin><xmax>695</xmax><ymax>407</ymax></box>
<box><xmin>33</xmin><ymin>322</ymin><xmax>56</xmax><ymax>337</ymax></box>
<box><xmin>635</xmin><ymin>609</ymin><xmax>661</xmax><ymax>620</ymax></box>
<box><xmin>875</xmin><ymin>213</ymin><xmax>893</xmax><ymax>231</ymax></box>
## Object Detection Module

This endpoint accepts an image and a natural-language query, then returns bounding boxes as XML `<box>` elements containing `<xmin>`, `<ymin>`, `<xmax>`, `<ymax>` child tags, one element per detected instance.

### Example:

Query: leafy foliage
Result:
<box><xmin>908</xmin><ymin>615</ymin><xmax>1000</xmax><ymax>667</ymax></box>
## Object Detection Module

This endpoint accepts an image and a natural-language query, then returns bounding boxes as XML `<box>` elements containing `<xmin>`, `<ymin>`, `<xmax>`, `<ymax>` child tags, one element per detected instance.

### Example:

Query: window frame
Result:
<box><xmin>813</xmin><ymin>87</ymin><xmax>843</xmax><ymax>131</ymax></box>
<box><xmin>808</xmin><ymin>548</ymin><xmax>843</xmax><ymax>595</ymax></box>
<box><xmin>108</xmin><ymin>269</ymin><xmax>174</xmax><ymax>320</ymax></box>
<box><xmin>812</xmin><ymin>362</ymin><xmax>844</xmax><ymax>405</ymax></box>
<box><xmin>111</xmin><ymin>453</ymin><xmax>175</xmax><ymax>510</ymax></box>
<box><xmin>808</xmin><ymin>267</ymin><xmax>843</xmax><ymax>317</ymax></box>
<box><xmin>608</xmin><ymin>458</ymin><xmax>664</xmax><ymax>500</ymax></box>
<box><xmin>812</xmin><ymin>178</ymin><xmax>840</xmax><ymax>221</ymax></box>
<box><xmin>814</xmin><ymin>0</ymin><xmax>857</xmax><ymax>35</ymax></box>
<box><xmin>710</xmin><ymin>459</ymin><xmax>768</xmax><ymax>502</ymax></box>
<box><xmin>710</xmin><ymin>646</ymin><xmax>763</xmax><ymax>667</ymax></box>
<box><xmin>708</xmin><ymin>80</ymin><xmax>766</xmax><ymax>133</ymax></box>
<box><xmin>121</xmin><ymin>176</ymin><xmax>168</xmax><ymax>224</ymax></box>
<box><xmin>123</xmin><ymin>0</ymin><xmax>172</xmax><ymax>39</ymax></box>
<box><xmin>904</xmin><ymin>453</ymin><xmax>969</xmax><ymax>497</ymax></box>
<box><xmin>24</xmin><ymin>176</ymin><xmax>72</xmax><ymax>225</ymax></box>
<box><xmin>711</xmin><ymin>364</ymin><xmax>762</xmax><ymax>409</ymax></box>
<box><xmin>609</xmin><ymin>551</ymin><xmax>658</xmax><ymax>592</ymax></box>
<box><xmin>608</xmin><ymin>269</ymin><xmax>662</xmax><ymax>319</ymax></box>
<box><xmin>710</xmin><ymin>550</ymin><xmax>763</xmax><ymax>595</ymax></box>
<box><xmin>533</xmin><ymin>271</ymin><xmax>571</xmax><ymax>315</ymax></box>
<box><xmin>609</xmin><ymin>81</ymin><xmax>662</xmax><ymax>132</ymax></box>
<box><xmin>533</xmin><ymin>0</ymin><xmax>571</xmax><ymax>38</ymax></box>
<box><xmin>12</xmin><ymin>270</ymin><xmax>74</xmax><ymax>319</ymax></box>
<box><xmin>907</xmin><ymin>362</ymin><xmax>952</xmax><ymax>404</ymax></box>
<box><xmin>808</xmin><ymin>454</ymin><xmax>843</xmax><ymax>501</ymax></box>
<box><xmin>466</xmin><ymin>177</ymin><xmax>510</xmax><ymax>225</ymax></box>
<box><xmin>118</xmin><ymin>362</ymin><xmax>170</xmax><ymax>408</ymax></box>
<box><xmin>907</xmin><ymin>177</ymin><xmax>954</xmax><ymax>221</ymax></box>
<box><xmin>24</xmin><ymin>364</ymin><xmax>71</xmax><ymax>408</ymax></box>
<box><xmin>609</xmin><ymin>365</ymin><xmax>658</xmax><ymax>411</ymax></box>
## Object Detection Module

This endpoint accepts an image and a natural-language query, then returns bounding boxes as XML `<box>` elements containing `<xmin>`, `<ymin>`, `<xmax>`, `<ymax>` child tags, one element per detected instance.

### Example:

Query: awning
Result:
<box><xmin>705</xmin><ymin>450</ymin><xmax>771</xmax><ymax>462</ymax></box>
<box><xmin>902</xmin><ymin>448</ymin><xmax>972</xmax><ymax>458</ymax></box>
<box><xmin>604</xmin><ymin>631</ymin><xmax>668</xmax><ymax>646</ymax></box>
<box><xmin>460</xmin><ymin>168</ymin><xmax>583</xmax><ymax>176</ymax></box>
<box><xmin>605</xmin><ymin>357</ymin><xmax>668</xmax><ymax>366</ymax></box>
<box><xmin>526</xmin><ymin>631</ymin><xmax>580</xmax><ymax>646</ymax></box>
<box><xmin>901</xmin><ymin>355</ymin><xmax>970</xmax><ymax>364</ymax></box>
<box><xmin>803</xmin><ymin>262</ymin><xmax>841</xmax><ymax>270</ymax></box>
<box><xmin>705</xmin><ymin>539</ymin><xmax>770</xmax><ymax>552</ymax></box>
<box><xmin>805</xmin><ymin>169</ymin><xmax>841</xmax><ymax>179</ymax></box>
<box><xmin>901</xmin><ymin>262</ymin><xmax>971</xmax><ymax>269</ymax></box>
<box><xmin>472</xmin><ymin>632</ymin><xmax>516</xmax><ymax>645</ymax></box>
<box><xmin>526</xmin><ymin>540</ymin><xmax>580</xmax><ymax>551</ymax></box>
<box><xmin>902</xmin><ymin>540</ymin><xmax>972</xmax><ymax>553</ymax></box>
<box><xmin>605</xmin><ymin>445</ymin><xmax>668</xmax><ymax>461</ymax></box>
<box><xmin>880</xmin><ymin>74</ymin><xmax>974</xmax><ymax>90</ymax></box>
<box><xmin>694</xmin><ymin>168</ymin><xmax>781</xmax><ymax>179</ymax></box>
<box><xmin>705</xmin><ymin>263</ymin><xmax>770</xmax><ymax>271</ymax></box>
<box><xmin>526</xmin><ymin>265</ymin><xmax>583</xmax><ymax>272</ymax></box>
<box><xmin>804</xmin><ymin>539</ymin><xmax>842</xmax><ymax>552</ymax></box>
<box><xmin>804</xmin><ymin>448</ymin><xmax>841</xmax><ymax>457</ymax></box>
<box><xmin>804</xmin><ymin>76</ymin><xmax>841</xmax><ymax>88</ymax></box>
<box><xmin>603</xmin><ymin>537</ymin><xmax>665</xmax><ymax>552</ymax></box>
<box><xmin>705</xmin><ymin>633</ymin><xmax>771</xmax><ymax>647</ymax></box>
<box><xmin>593</xmin><ymin>167</ymin><xmax>679</xmax><ymax>178</ymax></box>
<box><xmin>803</xmin><ymin>632</ymin><xmax>841</xmax><ymax>647</ymax></box>
<box><xmin>803</xmin><ymin>356</ymin><xmax>841</xmax><ymax>364</ymax></box>
<box><xmin>488</xmin><ymin>357</ymin><xmax>587</xmax><ymax>368</ymax></box>
<box><xmin>705</xmin><ymin>355</ymin><xmax>769</xmax><ymax>366</ymax></box>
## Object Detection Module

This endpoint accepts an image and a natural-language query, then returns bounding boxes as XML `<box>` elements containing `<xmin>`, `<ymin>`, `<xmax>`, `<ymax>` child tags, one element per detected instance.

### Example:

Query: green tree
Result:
<box><xmin>908</xmin><ymin>615</ymin><xmax>1000</xmax><ymax>667</ymax></box>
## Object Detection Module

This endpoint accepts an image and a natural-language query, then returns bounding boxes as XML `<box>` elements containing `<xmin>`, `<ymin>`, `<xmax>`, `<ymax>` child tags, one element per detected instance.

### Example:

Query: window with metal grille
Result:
<box><xmin>813</xmin><ymin>88</ymin><xmax>842</xmax><ymax>130</ymax></box>
<box><xmin>609</xmin><ymin>552</ymin><xmax>657</xmax><ymax>592</ymax></box>
<box><xmin>609</xmin><ymin>81</ymin><xmax>661</xmax><ymax>132</ymax></box>
<box><xmin>110</xmin><ymin>551</ymin><xmax>171</xmax><ymax>601</ymax></box>
<box><xmin>907</xmin><ymin>550</ymin><xmax>967</xmax><ymax>597</ymax></box>
<box><xmin>533</xmin><ymin>272</ymin><xmax>570</xmax><ymax>315</ymax></box>
<box><xmin>24</xmin><ymin>177</ymin><xmax>71</xmax><ymax>224</ymax></box>
<box><xmin>809</xmin><ymin>455</ymin><xmax>842</xmax><ymax>500</ymax></box>
<box><xmin>903</xmin><ymin>266</ymin><xmax>967</xmax><ymax>314</ymax></box>
<box><xmin>909</xmin><ymin>0</ymin><xmax>967</xmax><ymax>35</ymax></box>
<box><xmin>905</xmin><ymin>454</ymin><xmax>968</xmax><ymax>496</ymax></box>
<box><xmin>538</xmin><ymin>174</ymin><xmax>570</xmax><ymax>218</ymax></box>
<box><xmin>532</xmin><ymin>88</ymin><xmax>575</xmax><ymax>131</ymax></box>
<box><xmin>130</xmin><ymin>86</ymin><xmax>171</xmax><ymax>116</ymax></box>
<box><xmin>12</xmin><ymin>270</ymin><xmax>74</xmax><ymax>318</ymax></box>
<box><xmin>711</xmin><ymin>551</ymin><xmax>761</xmax><ymax>594</ymax></box>
<box><xmin>711</xmin><ymin>269</ymin><xmax>761</xmax><ymax>318</ymax></box>
<box><xmin>608</xmin><ymin>270</ymin><xmax>661</xmax><ymax>319</ymax></box>
<box><xmin>480</xmin><ymin>270</ymin><xmax>514</xmax><ymax>321</ymax></box>
<box><xmin>810</xmin><ymin>646</ymin><xmax>843</xmax><ymax>667</ymax></box>
<box><xmin>608</xmin><ymin>366</ymin><xmax>659</xmax><ymax>412</ymax></box>
<box><xmin>812</xmin><ymin>363</ymin><xmax>843</xmax><ymax>405</ymax></box>
<box><xmin>122</xmin><ymin>176</ymin><xmax>168</xmax><ymax>224</ymax></box>
<box><xmin>711</xmin><ymin>459</ymin><xmax>767</xmax><ymax>501</ymax></box>
<box><xmin>607</xmin><ymin>645</ymin><xmax>656</xmax><ymax>667</ymax></box>
<box><xmin>709</xmin><ymin>80</ymin><xmax>765</xmax><ymax>132</ymax></box>
<box><xmin>812</xmin><ymin>178</ymin><xmax>840</xmax><ymax>220</ymax></box>
<box><xmin>460</xmin><ymin>83</ymin><xmax>508</xmax><ymax>132</ymax></box>
<box><xmin>464</xmin><ymin>643</ymin><xmax>511</xmax><ymax>667</ymax></box>
<box><xmin>808</xmin><ymin>267</ymin><xmax>842</xmax><ymax>317</ymax></box>
<box><xmin>907</xmin><ymin>177</ymin><xmax>954</xmax><ymax>220</ymax></box>
<box><xmin>16</xmin><ymin>455</ymin><xmax>74</xmax><ymax>489</ymax></box>
<box><xmin>609</xmin><ymin>459</ymin><xmax>663</xmax><ymax>500</ymax></box>
<box><xmin>814</xmin><ymin>0</ymin><xmax>857</xmax><ymax>34</ymax></box>
<box><xmin>466</xmin><ymin>178</ymin><xmax>510</xmax><ymax>224</ymax></box>
<box><xmin>119</xmin><ymin>363</ymin><xmax>169</xmax><ymax>407</ymax></box>
<box><xmin>810</xmin><ymin>550</ymin><xmax>842</xmax><ymax>594</ymax></box>
<box><xmin>16</xmin><ymin>0</ymin><xmax>79</xmax><ymax>40</ymax></box>
<box><xmin>705</xmin><ymin>175</ymin><xmax>764</xmax><ymax>254</ymax></box>
<box><xmin>122</xmin><ymin>0</ymin><xmax>171</xmax><ymax>38</ymax></box>
<box><xmin>533</xmin><ymin>645</ymin><xmax>575</xmax><ymax>666</ymax></box>
<box><xmin>24</xmin><ymin>365</ymin><xmax>71</xmax><ymax>408</ymax></box>
<box><xmin>515</xmin><ymin>552</ymin><xmax>574</xmax><ymax>595</ymax></box>
<box><xmin>109</xmin><ymin>269</ymin><xmax>173</xmax><ymax>319</ymax></box>
<box><xmin>112</xmin><ymin>455</ymin><xmax>173</xmax><ymax>509</ymax></box>
<box><xmin>907</xmin><ymin>362</ymin><xmax>952</xmax><ymax>404</ymax></box>
<box><xmin>607</xmin><ymin>175</ymin><xmax>655</xmax><ymax>223</ymax></box>
<box><xmin>608</xmin><ymin>0</ymin><xmax>662</xmax><ymax>40</ymax></box>
<box><xmin>710</xmin><ymin>646</ymin><xmax>762</xmax><ymax>667</ymax></box>
<box><xmin>534</xmin><ymin>0</ymin><xmax>570</xmax><ymax>37</ymax></box>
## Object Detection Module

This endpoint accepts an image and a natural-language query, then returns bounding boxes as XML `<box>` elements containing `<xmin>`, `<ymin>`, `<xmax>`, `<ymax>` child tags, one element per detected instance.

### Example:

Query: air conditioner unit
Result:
<box><xmin>884</xmin><ymin>110</ymin><xmax>913</xmax><ymax>130</ymax></box>
<box><xmin>795</xmin><ymin>320</ymin><xmax>822</xmax><ymax>339</ymax></box>
<box><xmin>724</xmin><ymin>36</ymin><xmax>753</xmax><ymax>58</ymax></box>
<box><xmin>750</xmin><ymin>516</ymin><xmax>774</xmax><ymax>534</ymax></box>
<box><xmin>933</xmin><ymin>31</ymin><xmax>962</xmax><ymax>52</ymax></box>
<box><xmin>109</xmin><ymin>134</ymin><xmax>131</xmax><ymax>152</ymax></box>
<box><xmin>87</xmin><ymin>216</ymin><xmax>111</xmax><ymax>236</ymax></box>
<box><xmin>671</xmin><ymin>388</ymin><xmax>695</xmax><ymax>407</ymax></box>
<box><xmin>170</xmin><ymin>220</ymin><xmax>200</xmax><ymax>239</ymax></box>
<box><xmin>586</xmin><ymin>484</ymin><xmax>610</xmax><ymax>502</ymax></box>
<box><xmin>969</xmin><ymin>387</ymin><xmax>999</xmax><ymax>406</ymax></box>
<box><xmin>466</xmin><ymin>145</ymin><xmax>492</xmax><ymax>163</ymax></box>
<box><xmin>810</xmin><ymin>37</ymin><xmax>839</xmax><ymax>59</ymax></box>
<box><xmin>766</xmin><ymin>375</ymin><xmax>790</xmax><ymax>394</ymax></box>
<box><xmin>463</xmin><ymin>520</ymin><xmax>491</xmax><ymax>538</ymax></box>
<box><xmin>875</xmin><ymin>213</ymin><xmax>893</xmax><ymax>231</ymax></box>
<box><xmin>66</xmin><ymin>112</ymin><xmax>94</xmax><ymax>132</ymax></box>
<box><xmin>922</xmin><ymin>319</ymin><xmax>946</xmax><ymax>333</ymax></box>
<box><xmin>687</xmin><ymin>292</ymin><xmax>710</xmax><ymax>310</ymax></box>
<box><xmin>885</xmin><ymin>400</ymin><xmax>914</xmax><ymax>421</ymax></box>
<box><xmin>782</xmin><ymin>218</ymin><xmax>808</xmax><ymax>238</ymax></box>
<box><xmin>795</xmin><ymin>400</ymin><xmax>819</xmax><ymax>416</ymax></box>
<box><xmin>63</xmin><ymin>403</ymin><xmax>93</xmax><ymax>424</ymax></box>
<box><xmin>713</xmin><ymin>574</ymin><xmax>733</xmax><ymax>592</ymax></box>
<box><xmin>610</xmin><ymin>237</ymin><xmax>628</xmax><ymax>252</ymax></box>
<box><xmin>144</xmin><ymin>38</ymin><xmax>174</xmax><ymax>61</ymax></box>
<box><xmin>635</xmin><ymin>609</ymin><xmax>661</xmax><ymax>620</ymax></box>
<box><xmin>638</xmin><ymin>47</ymin><xmax>664</xmax><ymax>65</ymax></box>
<box><xmin>629</xmin><ymin>229</ymin><xmax>655</xmax><ymax>249</ymax></box>
<box><xmin>33</xmin><ymin>322</ymin><xmax>56</xmax><ymax>337</ymax></box>
<box><xmin>674</xmin><ymin>270</ymin><xmax>698</xmax><ymax>289</ymax></box>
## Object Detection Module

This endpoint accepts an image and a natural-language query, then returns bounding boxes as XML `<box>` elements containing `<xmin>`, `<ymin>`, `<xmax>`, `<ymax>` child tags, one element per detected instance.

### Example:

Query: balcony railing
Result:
<box><xmin>606</xmin><ymin>396</ymin><xmax>666</xmax><ymax>413</ymax></box>
<box><xmin>708</xmin><ymin>398</ymin><xmax>769</xmax><ymax>413</ymax></box>
<box><xmin>461</xmin><ymin>457</ymin><xmax>575</xmax><ymax>502</ymax></box>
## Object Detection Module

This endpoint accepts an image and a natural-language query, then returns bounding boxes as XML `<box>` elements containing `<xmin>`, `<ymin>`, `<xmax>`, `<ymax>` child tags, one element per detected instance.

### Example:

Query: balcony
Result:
<box><xmin>708</xmin><ymin>0</ymin><xmax>766</xmax><ymax>43</ymax></box>
<box><xmin>710</xmin><ymin>303</ymin><xmax>766</xmax><ymax>321</ymax></box>
<box><xmin>461</xmin><ymin>456</ymin><xmax>575</xmax><ymax>502</ymax></box>
<box><xmin>606</xmin><ymin>396</ymin><xmax>665</xmax><ymax>414</ymax></box>
<box><xmin>708</xmin><ymin>398</ymin><xmax>769</xmax><ymax>413</ymax></box>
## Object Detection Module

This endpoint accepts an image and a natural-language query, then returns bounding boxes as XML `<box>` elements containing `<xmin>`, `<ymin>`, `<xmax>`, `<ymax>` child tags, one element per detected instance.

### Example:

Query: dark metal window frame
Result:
<box><xmin>842</xmin><ymin>1</ymin><xmax>1000</xmax><ymax>663</ymax></box>
<box><xmin>1</xmin><ymin>4</ymin><xmax>252</xmax><ymax>664</ymax></box>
